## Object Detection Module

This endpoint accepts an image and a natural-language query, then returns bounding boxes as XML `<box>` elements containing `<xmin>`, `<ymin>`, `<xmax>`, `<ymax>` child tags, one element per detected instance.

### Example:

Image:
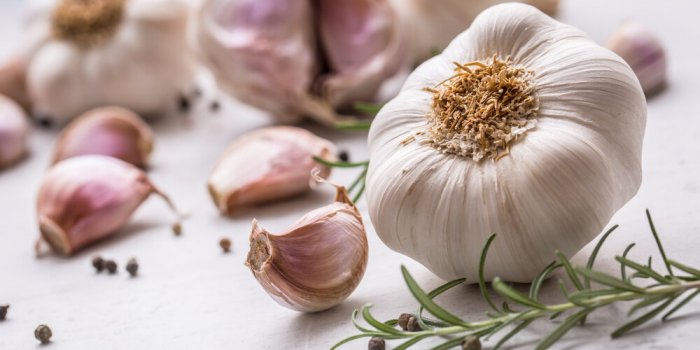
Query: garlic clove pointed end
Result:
<box><xmin>39</xmin><ymin>216</ymin><xmax>72</xmax><ymax>256</ymax></box>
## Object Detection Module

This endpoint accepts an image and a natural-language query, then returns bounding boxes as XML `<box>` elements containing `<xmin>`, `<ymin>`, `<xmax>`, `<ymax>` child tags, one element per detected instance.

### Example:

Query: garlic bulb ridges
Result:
<box><xmin>245</xmin><ymin>185</ymin><xmax>368</xmax><ymax>312</ymax></box>
<box><xmin>0</xmin><ymin>95</ymin><xmax>30</xmax><ymax>168</ymax></box>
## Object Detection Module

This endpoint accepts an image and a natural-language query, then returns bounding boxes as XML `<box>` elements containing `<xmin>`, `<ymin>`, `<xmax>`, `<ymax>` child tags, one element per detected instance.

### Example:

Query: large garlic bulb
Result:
<box><xmin>25</xmin><ymin>0</ymin><xmax>196</xmax><ymax>125</ymax></box>
<box><xmin>366</xmin><ymin>3</ymin><xmax>646</xmax><ymax>283</ymax></box>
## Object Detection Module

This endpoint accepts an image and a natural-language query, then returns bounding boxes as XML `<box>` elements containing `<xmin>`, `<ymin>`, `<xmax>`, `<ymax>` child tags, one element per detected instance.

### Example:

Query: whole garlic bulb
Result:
<box><xmin>208</xmin><ymin>126</ymin><xmax>336</xmax><ymax>215</ymax></box>
<box><xmin>607</xmin><ymin>21</ymin><xmax>667</xmax><ymax>96</ymax></box>
<box><xmin>0</xmin><ymin>95</ymin><xmax>30</xmax><ymax>168</ymax></box>
<box><xmin>245</xmin><ymin>185</ymin><xmax>368</xmax><ymax>312</ymax></box>
<box><xmin>52</xmin><ymin>106</ymin><xmax>153</xmax><ymax>168</ymax></box>
<box><xmin>26</xmin><ymin>0</ymin><xmax>196</xmax><ymax>125</ymax></box>
<box><xmin>366</xmin><ymin>3</ymin><xmax>646</xmax><ymax>282</ymax></box>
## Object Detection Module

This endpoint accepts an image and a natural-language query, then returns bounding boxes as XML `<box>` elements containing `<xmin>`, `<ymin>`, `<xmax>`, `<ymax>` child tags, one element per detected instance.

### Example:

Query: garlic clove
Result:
<box><xmin>316</xmin><ymin>0</ymin><xmax>409</xmax><ymax>108</ymax></box>
<box><xmin>245</xmin><ymin>185</ymin><xmax>368</xmax><ymax>312</ymax></box>
<box><xmin>207</xmin><ymin>126</ymin><xmax>336</xmax><ymax>216</ymax></box>
<box><xmin>607</xmin><ymin>21</ymin><xmax>667</xmax><ymax>96</ymax></box>
<box><xmin>51</xmin><ymin>106</ymin><xmax>153</xmax><ymax>168</ymax></box>
<box><xmin>0</xmin><ymin>55</ymin><xmax>32</xmax><ymax>112</ymax></box>
<box><xmin>37</xmin><ymin>155</ymin><xmax>179</xmax><ymax>256</ymax></box>
<box><xmin>0</xmin><ymin>95</ymin><xmax>30</xmax><ymax>168</ymax></box>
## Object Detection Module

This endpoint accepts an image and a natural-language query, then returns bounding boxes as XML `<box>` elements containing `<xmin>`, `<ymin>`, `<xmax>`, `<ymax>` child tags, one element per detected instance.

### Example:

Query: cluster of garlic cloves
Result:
<box><xmin>607</xmin><ymin>21</ymin><xmax>667</xmax><ymax>96</ymax></box>
<box><xmin>0</xmin><ymin>95</ymin><xmax>30</xmax><ymax>168</ymax></box>
<box><xmin>208</xmin><ymin>126</ymin><xmax>336</xmax><ymax>216</ymax></box>
<box><xmin>245</xmin><ymin>184</ymin><xmax>368</xmax><ymax>312</ymax></box>
<box><xmin>52</xmin><ymin>106</ymin><xmax>153</xmax><ymax>168</ymax></box>
<box><xmin>37</xmin><ymin>155</ymin><xmax>180</xmax><ymax>256</ymax></box>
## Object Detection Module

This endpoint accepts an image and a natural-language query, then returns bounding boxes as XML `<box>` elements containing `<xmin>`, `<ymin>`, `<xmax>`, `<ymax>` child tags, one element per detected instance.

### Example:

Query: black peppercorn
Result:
<box><xmin>338</xmin><ymin>150</ymin><xmax>350</xmax><ymax>162</ymax></box>
<box><xmin>368</xmin><ymin>337</ymin><xmax>385</xmax><ymax>350</ymax></box>
<box><xmin>92</xmin><ymin>256</ymin><xmax>105</xmax><ymax>273</ymax></box>
<box><xmin>105</xmin><ymin>260</ymin><xmax>118</xmax><ymax>274</ymax></box>
<box><xmin>172</xmin><ymin>223</ymin><xmax>182</xmax><ymax>236</ymax></box>
<box><xmin>177</xmin><ymin>95</ymin><xmax>190</xmax><ymax>113</ymax></box>
<box><xmin>35</xmin><ymin>324</ymin><xmax>52</xmax><ymax>344</ymax></box>
<box><xmin>220</xmin><ymin>237</ymin><xmax>232</xmax><ymax>253</ymax></box>
<box><xmin>407</xmin><ymin>315</ymin><xmax>422</xmax><ymax>332</ymax></box>
<box><xmin>398</xmin><ymin>313</ymin><xmax>412</xmax><ymax>330</ymax></box>
<box><xmin>0</xmin><ymin>305</ymin><xmax>8</xmax><ymax>321</ymax></box>
<box><xmin>462</xmin><ymin>335</ymin><xmax>481</xmax><ymax>350</ymax></box>
<box><xmin>126</xmin><ymin>258</ymin><xmax>139</xmax><ymax>277</ymax></box>
<box><xmin>210</xmin><ymin>100</ymin><xmax>220</xmax><ymax>112</ymax></box>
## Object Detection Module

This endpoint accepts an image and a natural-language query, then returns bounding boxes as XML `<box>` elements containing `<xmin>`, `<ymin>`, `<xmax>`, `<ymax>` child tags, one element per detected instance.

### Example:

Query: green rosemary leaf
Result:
<box><xmin>479</xmin><ymin>234</ymin><xmax>501</xmax><ymax>313</ymax></box>
<box><xmin>574</xmin><ymin>267</ymin><xmax>645</xmax><ymax>293</ymax></box>
<box><xmin>352</xmin><ymin>180</ymin><xmax>366</xmax><ymax>204</ymax></box>
<box><xmin>568</xmin><ymin>289</ymin><xmax>619</xmax><ymax>307</ymax></box>
<box><xmin>486</xmin><ymin>311</ymin><xmax>529</xmax><ymax>341</ymax></box>
<box><xmin>430</xmin><ymin>336</ymin><xmax>468</xmax><ymax>350</ymax></box>
<box><xmin>348</xmin><ymin>167</ymin><xmax>368</xmax><ymax>194</ymax></box>
<box><xmin>662</xmin><ymin>290</ymin><xmax>700</xmax><ymax>321</ymax></box>
<box><xmin>646</xmin><ymin>210</ymin><xmax>674</xmax><ymax>277</ymax></box>
<box><xmin>494</xmin><ymin>319</ymin><xmax>536</xmax><ymax>350</ymax></box>
<box><xmin>615</xmin><ymin>256</ymin><xmax>669</xmax><ymax>283</ymax></box>
<box><xmin>549</xmin><ymin>311</ymin><xmax>564</xmax><ymax>320</ymax></box>
<box><xmin>312</xmin><ymin>156</ymin><xmax>369</xmax><ymax>168</ymax></box>
<box><xmin>353</xmin><ymin>102</ymin><xmax>384</xmax><ymax>115</ymax></box>
<box><xmin>611</xmin><ymin>294</ymin><xmax>678</xmax><ymax>338</ymax></box>
<box><xmin>384</xmin><ymin>319</ymin><xmax>399</xmax><ymax>326</ymax></box>
<box><xmin>492</xmin><ymin>277</ymin><xmax>546</xmax><ymax>310</ymax></box>
<box><xmin>502</xmin><ymin>301</ymin><xmax>515</xmax><ymax>313</ymax></box>
<box><xmin>362</xmin><ymin>305</ymin><xmax>404</xmax><ymax>335</ymax></box>
<box><xmin>628</xmin><ymin>295</ymin><xmax>672</xmax><ymax>316</ymax></box>
<box><xmin>417</xmin><ymin>278</ymin><xmax>467</xmax><ymax>329</ymax></box>
<box><xmin>334</xmin><ymin>120</ymin><xmax>373</xmax><ymax>131</ymax></box>
<box><xmin>621</xmin><ymin>243</ymin><xmax>636</xmax><ymax>281</ymax></box>
<box><xmin>556</xmin><ymin>250</ymin><xmax>584</xmax><ymax>291</ymax></box>
<box><xmin>394</xmin><ymin>335</ymin><xmax>431</xmax><ymax>350</ymax></box>
<box><xmin>585</xmin><ymin>225</ymin><xmax>619</xmax><ymax>289</ymax></box>
<box><xmin>557</xmin><ymin>280</ymin><xmax>570</xmax><ymax>299</ymax></box>
<box><xmin>401</xmin><ymin>266</ymin><xmax>468</xmax><ymax>326</ymax></box>
<box><xmin>669</xmin><ymin>260</ymin><xmax>700</xmax><ymax>278</ymax></box>
<box><xmin>529</xmin><ymin>261</ymin><xmax>561</xmax><ymax>300</ymax></box>
<box><xmin>352</xmin><ymin>308</ymin><xmax>374</xmax><ymax>333</ymax></box>
<box><xmin>536</xmin><ymin>308</ymin><xmax>592</xmax><ymax>350</ymax></box>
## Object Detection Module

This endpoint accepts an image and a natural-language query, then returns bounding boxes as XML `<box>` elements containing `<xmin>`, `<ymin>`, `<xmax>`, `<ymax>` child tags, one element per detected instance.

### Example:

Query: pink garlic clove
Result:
<box><xmin>607</xmin><ymin>21</ymin><xmax>667</xmax><ymax>96</ymax></box>
<box><xmin>0</xmin><ymin>55</ymin><xmax>32</xmax><ymax>112</ymax></box>
<box><xmin>37</xmin><ymin>155</ymin><xmax>179</xmax><ymax>256</ymax></box>
<box><xmin>51</xmin><ymin>106</ymin><xmax>153</xmax><ymax>168</ymax></box>
<box><xmin>207</xmin><ymin>126</ymin><xmax>336</xmax><ymax>216</ymax></box>
<box><xmin>0</xmin><ymin>95</ymin><xmax>30</xmax><ymax>168</ymax></box>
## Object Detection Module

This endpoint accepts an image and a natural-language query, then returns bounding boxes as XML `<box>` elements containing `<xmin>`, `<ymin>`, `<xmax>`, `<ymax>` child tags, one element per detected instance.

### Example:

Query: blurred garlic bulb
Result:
<box><xmin>366</xmin><ymin>4</ymin><xmax>646</xmax><ymax>282</ymax></box>
<box><xmin>208</xmin><ymin>126</ymin><xmax>336</xmax><ymax>216</ymax></box>
<box><xmin>607</xmin><ymin>21</ymin><xmax>667</xmax><ymax>96</ymax></box>
<box><xmin>245</xmin><ymin>184</ymin><xmax>368</xmax><ymax>312</ymax></box>
<box><xmin>0</xmin><ymin>95</ymin><xmax>30</xmax><ymax>168</ymax></box>
<box><xmin>390</xmin><ymin>0</ymin><xmax>560</xmax><ymax>66</ymax></box>
<box><xmin>37</xmin><ymin>155</ymin><xmax>180</xmax><ymax>255</ymax></box>
<box><xmin>52</xmin><ymin>106</ymin><xmax>153</xmax><ymax>168</ymax></box>
<box><xmin>25</xmin><ymin>0</ymin><xmax>196</xmax><ymax>125</ymax></box>
<box><xmin>0</xmin><ymin>55</ymin><xmax>32</xmax><ymax>112</ymax></box>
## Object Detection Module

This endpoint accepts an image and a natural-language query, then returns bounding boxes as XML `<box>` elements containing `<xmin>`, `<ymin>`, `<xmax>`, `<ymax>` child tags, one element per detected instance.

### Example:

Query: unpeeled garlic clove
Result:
<box><xmin>207</xmin><ymin>126</ymin><xmax>336</xmax><ymax>216</ymax></box>
<box><xmin>0</xmin><ymin>55</ymin><xmax>32</xmax><ymax>112</ymax></box>
<box><xmin>51</xmin><ymin>106</ymin><xmax>153</xmax><ymax>168</ymax></box>
<box><xmin>607</xmin><ymin>21</ymin><xmax>667</xmax><ymax>95</ymax></box>
<box><xmin>0</xmin><ymin>94</ymin><xmax>30</xmax><ymax>168</ymax></box>
<box><xmin>245</xmin><ymin>185</ymin><xmax>368</xmax><ymax>312</ymax></box>
<box><xmin>36</xmin><ymin>155</ymin><xmax>180</xmax><ymax>256</ymax></box>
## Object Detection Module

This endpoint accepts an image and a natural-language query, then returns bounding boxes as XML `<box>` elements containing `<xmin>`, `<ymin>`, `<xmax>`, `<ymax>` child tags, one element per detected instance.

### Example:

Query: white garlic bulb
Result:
<box><xmin>366</xmin><ymin>3</ymin><xmax>646</xmax><ymax>282</ymax></box>
<box><xmin>607</xmin><ymin>21</ymin><xmax>667</xmax><ymax>96</ymax></box>
<box><xmin>25</xmin><ymin>0</ymin><xmax>196</xmax><ymax>125</ymax></box>
<box><xmin>0</xmin><ymin>95</ymin><xmax>30</xmax><ymax>168</ymax></box>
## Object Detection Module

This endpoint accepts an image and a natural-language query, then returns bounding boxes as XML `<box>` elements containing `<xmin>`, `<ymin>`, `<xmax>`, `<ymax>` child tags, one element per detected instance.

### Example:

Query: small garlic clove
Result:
<box><xmin>0</xmin><ymin>55</ymin><xmax>32</xmax><ymax>112</ymax></box>
<box><xmin>245</xmin><ymin>185</ymin><xmax>368</xmax><ymax>312</ymax></box>
<box><xmin>51</xmin><ymin>106</ymin><xmax>153</xmax><ymax>168</ymax></box>
<box><xmin>0</xmin><ymin>95</ymin><xmax>30</xmax><ymax>168</ymax></box>
<box><xmin>36</xmin><ymin>155</ymin><xmax>179</xmax><ymax>256</ymax></box>
<box><xmin>607</xmin><ymin>21</ymin><xmax>667</xmax><ymax>95</ymax></box>
<box><xmin>207</xmin><ymin>126</ymin><xmax>336</xmax><ymax>216</ymax></box>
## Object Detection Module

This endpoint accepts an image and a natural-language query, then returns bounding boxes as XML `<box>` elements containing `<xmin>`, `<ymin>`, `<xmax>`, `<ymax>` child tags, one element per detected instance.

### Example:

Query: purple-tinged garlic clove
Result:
<box><xmin>207</xmin><ymin>126</ymin><xmax>336</xmax><ymax>216</ymax></box>
<box><xmin>51</xmin><ymin>106</ymin><xmax>153</xmax><ymax>168</ymax></box>
<box><xmin>607</xmin><ymin>21</ymin><xmax>667</xmax><ymax>96</ymax></box>
<box><xmin>36</xmin><ymin>155</ymin><xmax>180</xmax><ymax>256</ymax></box>
<box><xmin>245</xmin><ymin>185</ymin><xmax>368</xmax><ymax>312</ymax></box>
<box><xmin>0</xmin><ymin>95</ymin><xmax>30</xmax><ymax>168</ymax></box>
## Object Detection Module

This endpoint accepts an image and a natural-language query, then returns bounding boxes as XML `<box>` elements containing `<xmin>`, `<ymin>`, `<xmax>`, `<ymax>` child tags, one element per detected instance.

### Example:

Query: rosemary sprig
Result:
<box><xmin>334</xmin><ymin>211</ymin><xmax>700</xmax><ymax>349</ymax></box>
<box><xmin>312</xmin><ymin>156</ymin><xmax>369</xmax><ymax>203</ymax></box>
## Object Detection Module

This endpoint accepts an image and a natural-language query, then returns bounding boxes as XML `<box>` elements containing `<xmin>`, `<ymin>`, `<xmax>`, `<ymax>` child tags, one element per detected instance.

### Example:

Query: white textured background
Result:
<box><xmin>1</xmin><ymin>1</ymin><xmax>700</xmax><ymax>349</ymax></box>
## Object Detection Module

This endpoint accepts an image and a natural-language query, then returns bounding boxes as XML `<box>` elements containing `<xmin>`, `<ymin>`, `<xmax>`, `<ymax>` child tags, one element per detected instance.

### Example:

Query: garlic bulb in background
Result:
<box><xmin>245</xmin><ymin>184</ymin><xmax>368</xmax><ymax>312</ymax></box>
<box><xmin>208</xmin><ymin>126</ymin><xmax>336</xmax><ymax>216</ymax></box>
<box><xmin>366</xmin><ymin>4</ymin><xmax>646</xmax><ymax>282</ymax></box>
<box><xmin>0</xmin><ymin>95</ymin><xmax>30</xmax><ymax>168</ymax></box>
<box><xmin>37</xmin><ymin>155</ymin><xmax>180</xmax><ymax>255</ymax></box>
<box><xmin>607</xmin><ymin>21</ymin><xmax>667</xmax><ymax>96</ymax></box>
<box><xmin>0</xmin><ymin>56</ymin><xmax>32</xmax><ymax>112</ymax></box>
<box><xmin>52</xmin><ymin>107</ymin><xmax>153</xmax><ymax>168</ymax></box>
<box><xmin>25</xmin><ymin>0</ymin><xmax>196</xmax><ymax>125</ymax></box>
<box><xmin>390</xmin><ymin>0</ymin><xmax>560</xmax><ymax>66</ymax></box>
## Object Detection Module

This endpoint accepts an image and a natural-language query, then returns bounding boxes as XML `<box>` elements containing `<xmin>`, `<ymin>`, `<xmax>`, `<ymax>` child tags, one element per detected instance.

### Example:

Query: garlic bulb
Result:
<box><xmin>37</xmin><ymin>155</ymin><xmax>180</xmax><ymax>255</ymax></box>
<box><xmin>245</xmin><ymin>185</ymin><xmax>368</xmax><ymax>312</ymax></box>
<box><xmin>607</xmin><ymin>21</ymin><xmax>667</xmax><ymax>96</ymax></box>
<box><xmin>26</xmin><ymin>0</ymin><xmax>196</xmax><ymax>125</ymax></box>
<box><xmin>208</xmin><ymin>126</ymin><xmax>336</xmax><ymax>215</ymax></box>
<box><xmin>52</xmin><ymin>106</ymin><xmax>153</xmax><ymax>168</ymax></box>
<box><xmin>366</xmin><ymin>3</ymin><xmax>646</xmax><ymax>282</ymax></box>
<box><xmin>0</xmin><ymin>55</ymin><xmax>32</xmax><ymax>112</ymax></box>
<box><xmin>390</xmin><ymin>0</ymin><xmax>560</xmax><ymax>66</ymax></box>
<box><xmin>0</xmin><ymin>95</ymin><xmax>30</xmax><ymax>168</ymax></box>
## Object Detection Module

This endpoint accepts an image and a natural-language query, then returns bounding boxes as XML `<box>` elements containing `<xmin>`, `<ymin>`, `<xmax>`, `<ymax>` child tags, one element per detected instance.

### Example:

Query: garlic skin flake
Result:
<box><xmin>245</xmin><ymin>186</ymin><xmax>368</xmax><ymax>312</ymax></box>
<box><xmin>366</xmin><ymin>4</ymin><xmax>646</xmax><ymax>282</ymax></box>
<box><xmin>0</xmin><ymin>95</ymin><xmax>30</xmax><ymax>168</ymax></box>
<box><xmin>52</xmin><ymin>106</ymin><xmax>153</xmax><ymax>168</ymax></box>
<box><xmin>26</xmin><ymin>0</ymin><xmax>196</xmax><ymax>125</ymax></box>
<box><xmin>208</xmin><ymin>126</ymin><xmax>336</xmax><ymax>216</ymax></box>
<box><xmin>607</xmin><ymin>21</ymin><xmax>667</xmax><ymax>96</ymax></box>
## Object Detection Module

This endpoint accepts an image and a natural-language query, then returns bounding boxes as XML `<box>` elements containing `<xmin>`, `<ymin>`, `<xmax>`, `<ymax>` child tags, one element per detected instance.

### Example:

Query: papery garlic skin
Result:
<box><xmin>208</xmin><ymin>126</ymin><xmax>336</xmax><ymax>215</ymax></box>
<box><xmin>366</xmin><ymin>4</ymin><xmax>646</xmax><ymax>282</ymax></box>
<box><xmin>37</xmin><ymin>155</ymin><xmax>166</xmax><ymax>255</ymax></box>
<box><xmin>245</xmin><ymin>187</ymin><xmax>368</xmax><ymax>312</ymax></box>
<box><xmin>0</xmin><ymin>95</ymin><xmax>30</xmax><ymax>168</ymax></box>
<box><xmin>26</xmin><ymin>0</ymin><xmax>196</xmax><ymax>125</ymax></box>
<box><xmin>52</xmin><ymin>107</ymin><xmax>153</xmax><ymax>168</ymax></box>
<box><xmin>607</xmin><ymin>22</ymin><xmax>667</xmax><ymax>95</ymax></box>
